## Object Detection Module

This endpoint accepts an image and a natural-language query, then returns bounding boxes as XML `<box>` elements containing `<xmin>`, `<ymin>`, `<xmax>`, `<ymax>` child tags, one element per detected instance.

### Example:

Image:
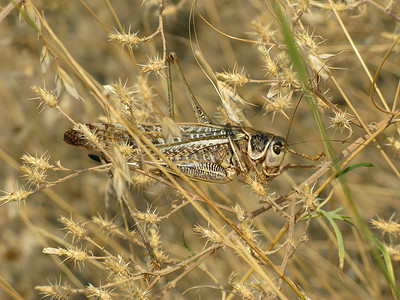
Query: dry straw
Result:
<box><xmin>0</xmin><ymin>0</ymin><xmax>400</xmax><ymax>299</ymax></box>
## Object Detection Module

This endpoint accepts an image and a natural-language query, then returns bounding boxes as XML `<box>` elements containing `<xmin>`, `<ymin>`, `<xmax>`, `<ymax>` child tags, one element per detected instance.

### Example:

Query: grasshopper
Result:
<box><xmin>63</xmin><ymin>53</ymin><xmax>288</xmax><ymax>184</ymax></box>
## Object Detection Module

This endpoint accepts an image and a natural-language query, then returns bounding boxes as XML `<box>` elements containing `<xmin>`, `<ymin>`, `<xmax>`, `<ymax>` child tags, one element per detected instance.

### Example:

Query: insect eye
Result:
<box><xmin>273</xmin><ymin>144</ymin><xmax>281</xmax><ymax>155</ymax></box>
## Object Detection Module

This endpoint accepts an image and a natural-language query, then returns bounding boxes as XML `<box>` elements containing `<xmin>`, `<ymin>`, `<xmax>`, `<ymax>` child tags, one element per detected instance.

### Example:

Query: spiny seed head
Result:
<box><xmin>276</xmin><ymin>51</ymin><xmax>290</xmax><ymax>68</ymax></box>
<box><xmin>296</xmin><ymin>32</ymin><xmax>333</xmax><ymax>80</ymax></box>
<box><xmin>280</xmin><ymin>67</ymin><xmax>296</xmax><ymax>87</ymax></box>
<box><xmin>133</xmin><ymin>209</ymin><xmax>160</xmax><ymax>226</ymax></box>
<box><xmin>124</xmin><ymin>282</ymin><xmax>147</xmax><ymax>300</ymax></box>
<box><xmin>194</xmin><ymin>225</ymin><xmax>224</xmax><ymax>246</ymax></box>
<box><xmin>86</xmin><ymin>284</ymin><xmax>112</xmax><ymax>300</ymax></box>
<box><xmin>59</xmin><ymin>216</ymin><xmax>87</xmax><ymax>242</ymax></box>
<box><xmin>117</xmin><ymin>142</ymin><xmax>136</xmax><ymax>159</ymax></box>
<box><xmin>21</xmin><ymin>153</ymin><xmax>52</xmax><ymax>171</ymax></box>
<box><xmin>249</xmin><ymin>282</ymin><xmax>273</xmax><ymax>298</ymax></box>
<box><xmin>0</xmin><ymin>189</ymin><xmax>32</xmax><ymax>206</ymax></box>
<box><xmin>371</xmin><ymin>216</ymin><xmax>400</xmax><ymax>237</ymax></box>
<box><xmin>298</xmin><ymin>183</ymin><xmax>319</xmax><ymax>212</ymax></box>
<box><xmin>35</xmin><ymin>280</ymin><xmax>72</xmax><ymax>300</ymax></box>
<box><xmin>141</xmin><ymin>55</ymin><xmax>165</xmax><ymax>76</ymax></box>
<box><xmin>296</xmin><ymin>31</ymin><xmax>320</xmax><ymax>53</ymax></box>
<box><xmin>78</xmin><ymin>124</ymin><xmax>100</xmax><ymax>147</ymax></box>
<box><xmin>228</xmin><ymin>272</ymin><xmax>255</xmax><ymax>300</ymax></box>
<box><xmin>215</xmin><ymin>66</ymin><xmax>249</xmax><ymax>87</ymax></box>
<box><xmin>384</xmin><ymin>244</ymin><xmax>400</xmax><ymax>261</ymax></box>
<box><xmin>239</xmin><ymin>222</ymin><xmax>257</xmax><ymax>243</ymax></box>
<box><xmin>109</xmin><ymin>29</ymin><xmax>142</xmax><ymax>49</ymax></box>
<box><xmin>329</xmin><ymin>110</ymin><xmax>353</xmax><ymax>134</ymax></box>
<box><xmin>294</xmin><ymin>0</ymin><xmax>310</xmax><ymax>14</ymax></box>
<box><xmin>306</xmin><ymin>52</ymin><xmax>333</xmax><ymax>80</ymax></box>
<box><xmin>92</xmin><ymin>215</ymin><xmax>119</xmax><ymax>236</ymax></box>
<box><xmin>134</xmin><ymin>76</ymin><xmax>154</xmax><ymax>105</ymax></box>
<box><xmin>43</xmin><ymin>247</ymin><xmax>90</xmax><ymax>265</ymax></box>
<box><xmin>386</xmin><ymin>136</ymin><xmax>400</xmax><ymax>156</ymax></box>
<box><xmin>153</xmin><ymin>248</ymin><xmax>169</xmax><ymax>263</ymax></box>
<box><xmin>245</xmin><ymin>176</ymin><xmax>266</xmax><ymax>196</ymax></box>
<box><xmin>31</xmin><ymin>85</ymin><xmax>58</xmax><ymax>108</ymax></box>
<box><xmin>104</xmin><ymin>82</ymin><xmax>136</xmax><ymax>118</ymax></box>
<box><xmin>21</xmin><ymin>165</ymin><xmax>47</xmax><ymax>188</ymax></box>
<box><xmin>149</xmin><ymin>227</ymin><xmax>161</xmax><ymax>248</ymax></box>
<box><xmin>104</xmin><ymin>255</ymin><xmax>132</xmax><ymax>278</ymax></box>
<box><xmin>250</xmin><ymin>18</ymin><xmax>275</xmax><ymax>44</ymax></box>
<box><xmin>263</xmin><ymin>89</ymin><xmax>293</xmax><ymax>120</ymax></box>
<box><xmin>258</xmin><ymin>46</ymin><xmax>279</xmax><ymax>77</ymax></box>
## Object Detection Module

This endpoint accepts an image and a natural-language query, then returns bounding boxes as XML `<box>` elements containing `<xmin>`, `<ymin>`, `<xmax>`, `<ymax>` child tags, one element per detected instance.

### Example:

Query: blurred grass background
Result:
<box><xmin>0</xmin><ymin>0</ymin><xmax>400</xmax><ymax>299</ymax></box>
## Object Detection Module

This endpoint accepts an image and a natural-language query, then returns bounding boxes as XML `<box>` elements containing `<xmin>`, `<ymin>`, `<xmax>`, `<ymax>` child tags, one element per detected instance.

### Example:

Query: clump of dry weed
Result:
<box><xmin>1</xmin><ymin>0</ymin><xmax>400</xmax><ymax>299</ymax></box>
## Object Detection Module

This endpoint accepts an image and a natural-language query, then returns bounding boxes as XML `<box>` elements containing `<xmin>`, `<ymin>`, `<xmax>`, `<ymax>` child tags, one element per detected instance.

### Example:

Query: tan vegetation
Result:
<box><xmin>0</xmin><ymin>0</ymin><xmax>400</xmax><ymax>299</ymax></box>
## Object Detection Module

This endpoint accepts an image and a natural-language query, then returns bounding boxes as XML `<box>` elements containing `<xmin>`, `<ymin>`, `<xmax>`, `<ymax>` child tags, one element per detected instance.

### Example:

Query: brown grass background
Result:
<box><xmin>0</xmin><ymin>0</ymin><xmax>400</xmax><ymax>299</ymax></box>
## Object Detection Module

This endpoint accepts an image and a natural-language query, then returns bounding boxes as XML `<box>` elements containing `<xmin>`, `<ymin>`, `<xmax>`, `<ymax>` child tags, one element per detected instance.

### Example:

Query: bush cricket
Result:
<box><xmin>63</xmin><ymin>53</ymin><xmax>319</xmax><ymax>184</ymax></box>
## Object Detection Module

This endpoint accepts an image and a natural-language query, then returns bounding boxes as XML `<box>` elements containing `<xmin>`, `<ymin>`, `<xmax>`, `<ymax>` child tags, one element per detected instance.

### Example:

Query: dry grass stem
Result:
<box><xmin>1</xmin><ymin>0</ymin><xmax>399</xmax><ymax>299</ymax></box>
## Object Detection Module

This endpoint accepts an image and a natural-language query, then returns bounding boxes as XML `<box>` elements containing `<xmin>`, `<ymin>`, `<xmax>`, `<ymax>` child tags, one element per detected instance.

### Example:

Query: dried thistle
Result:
<box><xmin>194</xmin><ymin>225</ymin><xmax>224</xmax><ymax>246</ymax></box>
<box><xmin>117</xmin><ymin>142</ymin><xmax>137</xmax><ymax>159</ymax></box>
<box><xmin>92</xmin><ymin>214</ymin><xmax>119</xmax><ymax>237</ymax></box>
<box><xmin>104</xmin><ymin>82</ymin><xmax>136</xmax><ymax>118</ymax></box>
<box><xmin>21</xmin><ymin>153</ymin><xmax>52</xmax><ymax>188</ymax></box>
<box><xmin>215</xmin><ymin>65</ymin><xmax>249</xmax><ymax>87</ymax></box>
<box><xmin>384</xmin><ymin>244</ymin><xmax>400</xmax><ymax>261</ymax></box>
<box><xmin>78</xmin><ymin>124</ymin><xmax>101</xmax><ymax>149</ymax></box>
<box><xmin>249</xmin><ymin>282</ymin><xmax>273</xmax><ymax>298</ymax></box>
<box><xmin>263</xmin><ymin>88</ymin><xmax>293</xmax><ymax>120</ymax></box>
<box><xmin>21</xmin><ymin>153</ymin><xmax>52</xmax><ymax>171</ymax></box>
<box><xmin>371</xmin><ymin>215</ymin><xmax>400</xmax><ymax>237</ymax></box>
<box><xmin>0</xmin><ymin>188</ymin><xmax>32</xmax><ymax>206</ymax></box>
<box><xmin>297</xmin><ymin>183</ymin><xmax>319</xmax><ymax>213</ymax></box>
<box><xmin>35</xmin><ymin>280</ymin><xmax>72</xmax><ymax>300</ymax></box>
<box><xmin>258</xmin><ymin>45</ymin><xmax>279</xmax><ymax>77</ymax></box>
<box><xmin>386</xmin><ymin>136</ymin><xmax>400</xmax><ymax>156</ymax></box>
<box><xmin>133</xmin><ymin>208</ymin><xmax>160</xmax><ymax>226</ymax></box>
<box><xmin>239</xmin><ymin>221</ymin><xmax>257</xmax><ymax>244</ymax></box>
<box><xmin>329</xmin><ymin>110</ymin><xmax>353</xmax><ymax>136</ymax></box>
<box><xmin>104</xmin><ymin>255</ymin><xmax>132</xmax><ymax>279</ymax></box>
<box><xmin>292</xmin><ymin>0</ymin><xmax>310</xmax><ymax>15</ymax></box>
<box><xmin>250</xmin><ymin>18</ymin><xmax>276</xmax><ymax>44</ymax></box>
<box><xmin>21</xmin><ymin>164</ymin><xmax>47</xmax><ymax>188</ymax></box>
<box><xmin>296</xmin><ymin>31</ymin><xmax>333</xmax><ymax>80</ymax></box>
<box><xmin>244</xmin><ymin>176</ymin><xmax>266</xmax><ymax>196</ymax></box>
<box><xmin>43</xmin><ymin>247</ymin><xmax>90</xmax><ymax>266</ymax></box>
<box><xmin>86</xmin><ymin>284</ymin><xmax>112</xmax><ymax>300</ymax></box>
<box><xmin>228</xmin><ymin>272</ymin><xmax>255</xmax><ymax>300</ymax></box>
<box><xmin>109</xmin><ymin>28</ymin><xmax>142</xmax><ymax>49</ymax></box>
<box><xmin>59</xmin><ymin>216</ymin><xmax>87</xmax><ymax>242</ymax></box>
<box><xmin>232</xmin><ymin>205</ymin><xmax>257</xmax><ymax>244</ymax></box>
<box><xmin>31</xmin><ymin>85</ymin><xmax>58</xmax><ymax>109</ymax></box>
<box><xmin>141</xmin><ymin>55</ymin><xmax>165</xmax><ymax>76</ymax></box>
<box><xmin>149</xmin><ymin>226</ymin><xmax>161</xmax><ymax>248</ymax></box>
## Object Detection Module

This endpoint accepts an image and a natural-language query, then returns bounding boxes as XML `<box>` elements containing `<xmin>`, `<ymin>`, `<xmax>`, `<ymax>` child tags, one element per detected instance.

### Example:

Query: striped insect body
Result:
<box><xmin>63</xmin><ymin>53</ymin><xmax>287</xmax><ymax>184</ymax></box>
